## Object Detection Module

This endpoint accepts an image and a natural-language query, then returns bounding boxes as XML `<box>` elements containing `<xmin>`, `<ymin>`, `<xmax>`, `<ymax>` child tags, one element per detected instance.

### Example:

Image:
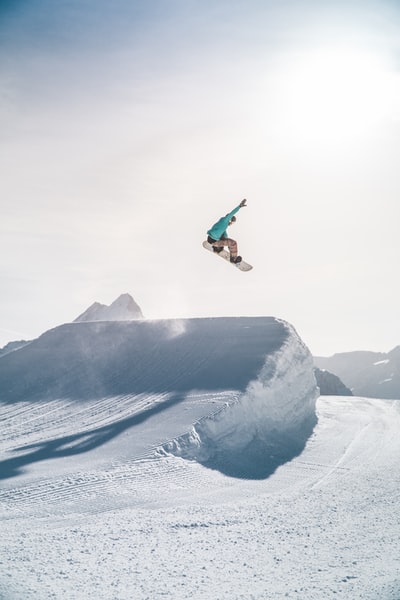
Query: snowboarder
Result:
<box><xmin>206</xmin><ymin>199</ymin><xmax>247</xmax><ymax>264</ymax></box>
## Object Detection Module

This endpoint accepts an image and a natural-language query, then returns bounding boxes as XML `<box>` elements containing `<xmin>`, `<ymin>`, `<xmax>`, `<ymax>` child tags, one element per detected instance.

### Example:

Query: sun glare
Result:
<box><xmin>272</xmin><ymin>46</ymin><xmax>398</xmax><ymax>147</ymax></box>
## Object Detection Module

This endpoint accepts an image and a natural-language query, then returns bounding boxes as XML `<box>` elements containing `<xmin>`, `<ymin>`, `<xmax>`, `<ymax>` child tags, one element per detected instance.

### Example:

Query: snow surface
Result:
<box><xmin>0</xmin><ymin>341</ymin><xmax>30</xmax><ymax>358</ymax></box>
<box><xmin>1</xmin><ymin>317</ymin><xmax>399</xmax><ymax>599</ymax></box>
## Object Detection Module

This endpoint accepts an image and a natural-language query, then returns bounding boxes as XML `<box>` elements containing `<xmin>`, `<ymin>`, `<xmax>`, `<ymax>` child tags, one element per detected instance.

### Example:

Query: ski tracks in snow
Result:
<box><xmin>1</xmin><ymin>396</ymin><xmax>400</xmax><ymax>599</ymax></box>
<box><xmin>1</xmin><ymin>394</ymin><xmax>400</xmax><ymax>516</ymax></box>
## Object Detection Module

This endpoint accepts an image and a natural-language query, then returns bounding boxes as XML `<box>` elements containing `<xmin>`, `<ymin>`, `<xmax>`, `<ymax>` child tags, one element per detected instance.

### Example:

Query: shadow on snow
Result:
<box><xmin>198</xmin><ymin>416</ymin><xmax>318</xmax><ymax>479</ymax></box>
<box><xmin>0</xmin><ymin>393</ymin><xmax>186</xmax><ymax>481</ymax></box>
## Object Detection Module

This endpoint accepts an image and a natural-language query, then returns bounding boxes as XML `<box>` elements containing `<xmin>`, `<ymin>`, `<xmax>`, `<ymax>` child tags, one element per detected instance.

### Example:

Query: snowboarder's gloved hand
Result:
<box><xmin>240</xmin><ymin>199</ymin><xmax>247</xmax><ymax>207</ymax></box>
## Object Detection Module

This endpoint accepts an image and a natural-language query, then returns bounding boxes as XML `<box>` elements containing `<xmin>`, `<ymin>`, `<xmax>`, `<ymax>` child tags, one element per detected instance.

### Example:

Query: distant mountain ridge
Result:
<box><xmin>74</xmin><ymin>293</ymin><xmax>144</xmax><ymax>322</ymax></box>
<box><xmin>314</xmin><ymin>346</ymin><xmax>400</xmax><ymax>399</ymax></box>
<box><xmin>0</xmin><ymin>294</ymin><xmax>143</xmax><ymax>357</ymax></box>
<box><xmin>314</xmin><ymin>367</ymin><xmax>353</xmax><ymax>396</ymax></box>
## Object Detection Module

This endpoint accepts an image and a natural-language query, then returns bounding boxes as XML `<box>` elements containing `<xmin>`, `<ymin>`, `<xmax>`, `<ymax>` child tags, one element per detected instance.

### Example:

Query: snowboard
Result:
<box><xmin>202</xmin><ymin>241</ymin><xmax>253</xmax><ymax>271</ymax></box>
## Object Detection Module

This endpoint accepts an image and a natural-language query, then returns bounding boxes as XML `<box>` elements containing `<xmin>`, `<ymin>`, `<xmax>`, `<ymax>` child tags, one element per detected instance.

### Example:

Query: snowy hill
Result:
<box><xmin>0</xmin><ymin>316</ymin><xmax>317</xmax><ymax>479</ymax></box>
<box><xmin>73</xmin><ymin>293</ymin><xmax>143</xmax><ymax>322</ymax></box>
<box><xmin>2</xmin><ymin>317</ymin><xmax>400</xmax><ymax>599</ymax></box>
<box><xmin>314</xmin><ymin>346</ymin><xmax>400</xmax><ymax>399</ymax></box>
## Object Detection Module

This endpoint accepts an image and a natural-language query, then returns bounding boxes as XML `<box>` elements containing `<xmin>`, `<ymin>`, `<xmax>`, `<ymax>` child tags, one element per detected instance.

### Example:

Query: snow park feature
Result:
<box><xmin>1</xmin><ymin>314</ymin><xmax>400</xmax><ymax>599</ymax></box>
<box><xmin>0</xmin><ymin>317</ymin><xmax>317</xmax><ymax>480</ymax></box>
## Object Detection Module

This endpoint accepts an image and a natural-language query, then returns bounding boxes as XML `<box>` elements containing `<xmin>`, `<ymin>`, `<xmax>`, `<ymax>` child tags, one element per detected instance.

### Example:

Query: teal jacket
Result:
<box><xmin>207</xmin><ymin>205</ymin><xmax>241</xmax><ymax>241</ymax></box>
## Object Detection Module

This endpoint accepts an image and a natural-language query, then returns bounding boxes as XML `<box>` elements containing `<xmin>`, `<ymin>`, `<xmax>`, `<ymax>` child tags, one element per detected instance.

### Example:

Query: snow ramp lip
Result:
<box><xmin>158</xmin><ymin>319</ymin><xmax>319</xmax><ymax>479</ymax></box>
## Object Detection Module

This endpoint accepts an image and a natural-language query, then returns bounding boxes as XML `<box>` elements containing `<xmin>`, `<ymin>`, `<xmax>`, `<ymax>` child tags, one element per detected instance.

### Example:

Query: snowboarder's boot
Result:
<box><xmin>213</xmin><ymin>246</ymin><xmax>224</xmax><ymax>253</ymax></box>
<box><xmin>230</xmin><ymin>255</ymin><xmax>242</xmax><ymax>264</ymax></box>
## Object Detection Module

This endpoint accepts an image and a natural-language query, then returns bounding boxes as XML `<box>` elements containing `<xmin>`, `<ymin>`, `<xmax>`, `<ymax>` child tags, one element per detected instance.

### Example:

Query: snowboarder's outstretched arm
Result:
<box><xmin>225</xmin><ymin>199</ymin><xmax>247</xmax><ymax>221</ymax></box>
<box><xmin>207</xmin><ymin>200</ymin><xmax>247</xmax><ymax>241</ymax></box>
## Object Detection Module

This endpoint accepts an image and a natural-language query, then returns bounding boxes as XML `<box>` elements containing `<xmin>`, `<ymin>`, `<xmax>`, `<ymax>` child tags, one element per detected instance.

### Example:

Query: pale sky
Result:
<box><xmin>1</xmin><ymin>0</ymin><xmax>399</xmax><ymax>356</ymax></box>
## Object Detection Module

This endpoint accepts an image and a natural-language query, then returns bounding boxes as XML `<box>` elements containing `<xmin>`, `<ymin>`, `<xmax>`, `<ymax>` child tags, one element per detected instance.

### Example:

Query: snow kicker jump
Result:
<box><xmin>0</xmin><ymin>317</ymin><xmax>318</xmax><ymax>479</ymax></box>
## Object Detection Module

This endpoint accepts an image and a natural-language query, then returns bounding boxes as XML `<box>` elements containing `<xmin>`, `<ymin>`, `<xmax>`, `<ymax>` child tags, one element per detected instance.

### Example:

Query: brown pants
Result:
<box><xmin>211</xmin><ymin>237</ymin><xmax>238</xmax><ymax>257</ymax></box>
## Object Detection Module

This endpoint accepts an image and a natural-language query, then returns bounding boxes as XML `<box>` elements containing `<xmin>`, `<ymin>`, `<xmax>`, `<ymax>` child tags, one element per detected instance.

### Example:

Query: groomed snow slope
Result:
<box><xmin>1</xmin><ymin>318</ymin><xmax>400</xmax><ymax>599</ymax></box>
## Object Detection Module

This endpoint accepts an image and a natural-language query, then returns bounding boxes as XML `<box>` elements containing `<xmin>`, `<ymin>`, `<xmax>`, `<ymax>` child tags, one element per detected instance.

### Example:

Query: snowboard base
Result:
<box><xmin>202</xmin><ymin>241</ymin><xmax>253</xmax><ymax>271</ymax></box>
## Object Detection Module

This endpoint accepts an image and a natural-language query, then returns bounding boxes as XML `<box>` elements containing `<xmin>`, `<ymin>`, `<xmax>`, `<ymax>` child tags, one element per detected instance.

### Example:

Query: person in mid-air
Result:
<box><xmin>207</xmin><ymin>199</ymin><xmax>247</xmax><ymax>264</ymax></box>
